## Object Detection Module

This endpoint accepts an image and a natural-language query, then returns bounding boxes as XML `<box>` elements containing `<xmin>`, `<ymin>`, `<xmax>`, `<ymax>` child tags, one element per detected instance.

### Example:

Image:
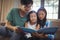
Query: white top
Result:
<box><xmin>25</xmin><ymin>22</ymin><xmax>37</xmax><ymax>38</ymax></box>
<box><xmin>27</xmin><ymin>22</ymin><xmax>37</xmax><ymax>30</ymax></box>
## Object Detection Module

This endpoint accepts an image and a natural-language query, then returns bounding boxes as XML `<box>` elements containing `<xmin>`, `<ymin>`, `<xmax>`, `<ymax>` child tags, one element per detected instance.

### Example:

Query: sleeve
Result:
<box><xmin>46</xmin><ymin>20</ymin><xmax>52</xmax><ymax>27</ymax></box>
<box><xmin>46</xmin><ymin>20</ymin><xmax>55</xmax><ymax>40</ymax></box>
<box><xmin>48</xmin><ymin>34</ymin><xmax>55</xmax><ymax>40</ymax></box>
<box><xmin>6</xmin><ymin>8</ymin><xmax>14</xmax><ymax>22</ymax></box>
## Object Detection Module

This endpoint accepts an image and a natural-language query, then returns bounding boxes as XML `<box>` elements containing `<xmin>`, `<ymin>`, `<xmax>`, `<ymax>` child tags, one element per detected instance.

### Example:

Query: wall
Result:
<box><xmin>0</xmin><ymin>0</ymin><xmax>20</xmax><ymax>22</ymax></box>
<box><xmin>0</xmin><ymin>0</ymin><xmax>2</xmax><ymax>21</ymax></box>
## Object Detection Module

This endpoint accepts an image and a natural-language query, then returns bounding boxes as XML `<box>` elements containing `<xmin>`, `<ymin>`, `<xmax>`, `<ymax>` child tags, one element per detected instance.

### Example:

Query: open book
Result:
<box><xmin>17</xmin><ymin>27</ymin><xmax>58</xmax><ymax>34</ymax></box>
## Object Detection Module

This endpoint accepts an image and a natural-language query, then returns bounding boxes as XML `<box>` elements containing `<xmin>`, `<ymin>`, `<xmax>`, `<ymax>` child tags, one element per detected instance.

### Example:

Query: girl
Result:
<box><xmin>37</xmin><ymin>8</ymin><xmax>54</xmax><ymax>40</ymax></box>
<box><xmin>24</xmin><ymin>11</ymin><xmax>40</xmax><ymax>38</ymax></box>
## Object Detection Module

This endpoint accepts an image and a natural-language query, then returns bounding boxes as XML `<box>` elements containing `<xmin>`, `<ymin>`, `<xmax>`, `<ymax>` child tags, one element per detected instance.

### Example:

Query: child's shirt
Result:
<box><xmin>25</xmin><ymin>21</ymin><xmax>37</xmax><ymax>38</ymax></box>
<box><xmin>27</xmin><ymin>22</ymin><xmax>37</xmax><ymax>30</ymax></box>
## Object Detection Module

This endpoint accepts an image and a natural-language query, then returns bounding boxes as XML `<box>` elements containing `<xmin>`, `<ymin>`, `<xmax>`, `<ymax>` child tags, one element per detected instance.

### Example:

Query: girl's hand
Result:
<box><xmin>31</xmin><ymin>32</ymin><xmax>38</xmax><ymax>37</ymax></box>
<box><xmin>32</xmin><ymin>32</ymin><xmax>43</xmax><ymax>38</ymax></box>
<box><xmin>39</xmin><ymin>34</ymin><xmax>48</xmax><ymax>38</ymax></box>
<box><xmin>44</xmin><ymin>34</ymin><xmax>48</xmax><ymax>38</ymax></box>
<box><xmin>32</xmin><ymin>32</ymin><xmax>48</xmax><ymax>38</ymax></box>
<box><xmin>37</xmin><ymin>33</ymin><xmax>44</xmax><ymax>38</ymax></box>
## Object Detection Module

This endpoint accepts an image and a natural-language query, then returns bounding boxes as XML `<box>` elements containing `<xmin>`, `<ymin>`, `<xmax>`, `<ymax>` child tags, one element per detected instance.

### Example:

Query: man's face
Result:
<box><xmin>21</xmin><ymin>4</ymin><xmax>32</xmax><ymax>13</ymax></box>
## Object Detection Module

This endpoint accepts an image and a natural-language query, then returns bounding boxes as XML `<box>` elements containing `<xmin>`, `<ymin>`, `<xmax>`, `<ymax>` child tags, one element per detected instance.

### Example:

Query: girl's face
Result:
<box><xmin>38</xmin><ymin>10</ymin><xmax>46</xmax><ymax>20</ymax></box>
<box><xmin>30</xmin><ymin>13</ymin><xmax>37</xmax><ymax>23</ymax></box>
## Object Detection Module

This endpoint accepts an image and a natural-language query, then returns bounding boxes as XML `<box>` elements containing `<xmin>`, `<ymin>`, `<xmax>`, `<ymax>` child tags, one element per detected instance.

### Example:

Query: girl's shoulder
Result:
<box><xmin>37</xmin><ymin>24</ymin><xmax>40</xmax><ymax>27</ymax></box>
<box><xmin>25</xmin><ymin>22</ymin><xmax>28</xmax><ymax>24</ymax></box>
<box><xmin>45</xmin><ymin>20</ymin><xmax>52</xmax><ymax>27</ymax></box>
<box><xmin>46</xmin><ymin>20</ymin><xmax>51</xmax><ymax>24</ymax></box>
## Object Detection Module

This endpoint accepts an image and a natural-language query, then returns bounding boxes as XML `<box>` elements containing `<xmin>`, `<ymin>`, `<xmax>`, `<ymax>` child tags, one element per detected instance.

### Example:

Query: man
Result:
<box><xmin>0</xmin><ymin>0</ymin><xmax>33</xmax><ymax>40</ymax></box>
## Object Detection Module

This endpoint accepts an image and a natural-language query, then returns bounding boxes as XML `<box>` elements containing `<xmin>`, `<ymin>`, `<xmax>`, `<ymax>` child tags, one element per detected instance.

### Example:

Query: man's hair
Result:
<box><xmin>20</xmin><ymin>0</ymin><xmax>33</xmax><ymax>5</ymax></box>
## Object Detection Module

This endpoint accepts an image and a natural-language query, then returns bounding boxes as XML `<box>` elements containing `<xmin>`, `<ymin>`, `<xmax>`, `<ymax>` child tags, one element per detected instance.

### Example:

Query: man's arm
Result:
<box><xmin>5</xmin><ymin>8</ymin><xmax>18</xmax><ymax>32</ymax></box>
<box><xmin>5</xmin><ymin>20</ymin><xmax>18</xmax><ymax>32</ymax></box>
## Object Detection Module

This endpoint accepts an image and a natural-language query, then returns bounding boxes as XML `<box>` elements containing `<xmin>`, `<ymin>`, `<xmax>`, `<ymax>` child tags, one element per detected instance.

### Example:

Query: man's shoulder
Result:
<box><xmin>7</xmin><ymin>8</ymin><xmax>20</xmax><ymax>17</ymax></box>
<box><xmin>11</xmin><ymin>8</ymin><xmax>19</xmax><ymax>11</ymax></box>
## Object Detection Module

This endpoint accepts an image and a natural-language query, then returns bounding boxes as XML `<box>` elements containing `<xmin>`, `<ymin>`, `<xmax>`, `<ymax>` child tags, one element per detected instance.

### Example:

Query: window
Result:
<box><xmin>32</xmin><ymin>0</ymin><xmax>59</xmax><ymax>19</ymax></box>
<box><xmin>31</xmin><ymin>0</ymin><xmax>41</xmax><ymax>12</ymax></box>
<box><xmin>44</xmin><ymin>0</ymin><xmax>59</xmax><ymax>19</ymax></box>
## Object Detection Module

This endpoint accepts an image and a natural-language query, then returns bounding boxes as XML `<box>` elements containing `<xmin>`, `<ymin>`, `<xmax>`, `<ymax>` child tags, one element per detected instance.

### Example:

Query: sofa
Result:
<box><xmin>0</xmin><ymin>19</ymin><xmax>60</xmax><ymax>40</ymax></box>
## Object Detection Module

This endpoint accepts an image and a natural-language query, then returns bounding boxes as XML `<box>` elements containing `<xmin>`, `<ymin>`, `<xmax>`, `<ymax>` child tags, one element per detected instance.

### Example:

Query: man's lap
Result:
<box><xmin>0</xmin><ymin>26</ymin><xmax>28</xmax><ymax>40</ymax></box>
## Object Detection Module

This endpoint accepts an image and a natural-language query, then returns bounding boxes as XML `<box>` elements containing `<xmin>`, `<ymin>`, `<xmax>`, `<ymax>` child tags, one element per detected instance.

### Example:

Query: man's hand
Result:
<box><xmin>12</xmin><ymin>27</ymin><xmax>18</xmax><ymax>32</ymax></box>
<box><xmin>14</xmin><ymin>27</ymin><xmax>25</xmax><ymax>35</ymax></box>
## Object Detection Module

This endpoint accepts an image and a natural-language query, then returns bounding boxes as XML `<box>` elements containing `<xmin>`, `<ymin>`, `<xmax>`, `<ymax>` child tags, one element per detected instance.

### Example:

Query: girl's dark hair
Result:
<box><xmin>20</xmin><ymin>0</ymin><xmax>33</xmax><ymax>5</ymax></box>
<box><xmin>37</xmin><ymin>8</ymin><xmax>47</xmax><ymax>28</ymax></box>
<box><xmin>27</xmin><ymin>11</ymin><xmax>37</xmax><ymax>22</ymax></box>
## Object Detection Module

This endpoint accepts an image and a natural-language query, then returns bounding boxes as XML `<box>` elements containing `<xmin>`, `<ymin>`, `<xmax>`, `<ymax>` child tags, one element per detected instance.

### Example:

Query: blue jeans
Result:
<box><xmin>0</xmin><ymin>26</ymin><xmax>27</xmax><ymax>40</ymax></box>
<box><xmin>29</xmin><ymin>37</ymin><xmax>51</xmax><ymax>40</ymax></box>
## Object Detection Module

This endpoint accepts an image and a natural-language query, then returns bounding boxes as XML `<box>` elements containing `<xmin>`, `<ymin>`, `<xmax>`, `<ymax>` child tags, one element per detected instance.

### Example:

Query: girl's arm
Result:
<box><xmin>32</xmin><ymin>32</ymin><xmax>48</xmax><ymax>38</ymax></box>
<box><xmin>45</xmin><ymin>20</ymin><xmax>54</xmax><ymax>39</ymax></box>
<box><xmin>25</xmin><ymin>22</ymin><xmax>28</xmax><ymax>28</ymax></box>
<box><xmin>36</xmin><ymin>24</ymin><xmax>40</xmax><ymax>30</ymax></box>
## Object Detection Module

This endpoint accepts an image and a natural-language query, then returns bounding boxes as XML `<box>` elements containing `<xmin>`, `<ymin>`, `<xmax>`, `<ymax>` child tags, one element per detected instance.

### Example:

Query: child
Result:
<box><xmin>24</xmin><ymin>11</ymin><xmax>40</xmax><ymax>38</ymax></box>
<box><xmin>37</xmin><ymin>8</ymin><xmax>54</xmax><ymax>40</ymax></box>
